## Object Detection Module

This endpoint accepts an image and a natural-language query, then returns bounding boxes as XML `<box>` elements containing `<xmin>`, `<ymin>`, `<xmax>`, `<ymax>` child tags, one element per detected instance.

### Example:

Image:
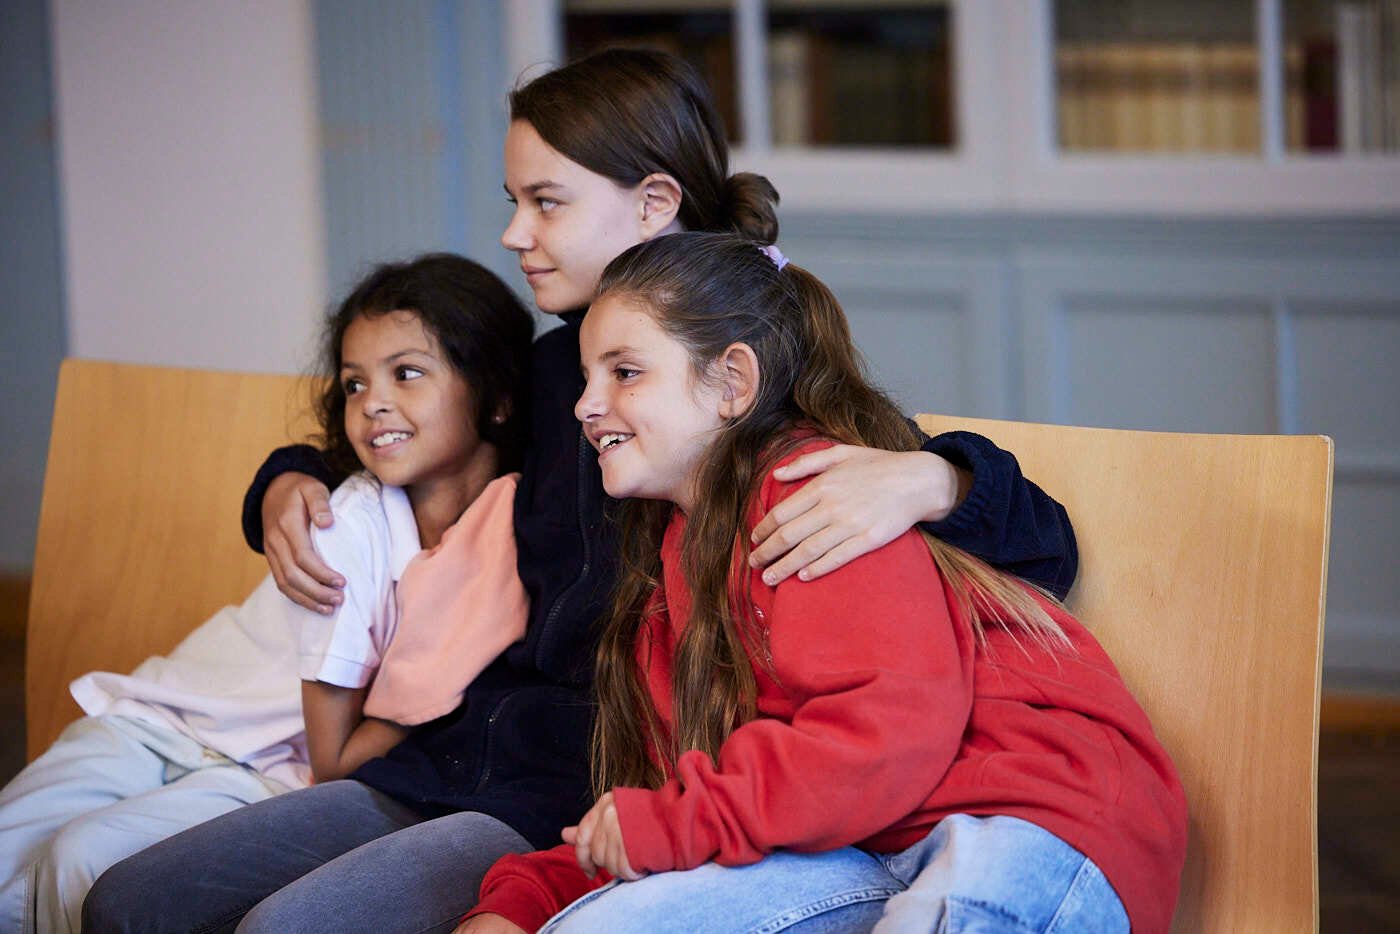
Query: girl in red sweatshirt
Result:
<box><xmin>458</xmin><ymin>233</ymin><xmax>1187</xmax><ymax>934</ymax></box>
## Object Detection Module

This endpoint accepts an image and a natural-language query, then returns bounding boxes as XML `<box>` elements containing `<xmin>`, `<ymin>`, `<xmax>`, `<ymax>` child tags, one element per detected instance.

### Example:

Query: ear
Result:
<box><xmin>491</xmin><ymin>399</ymin><xmax>511</xmax><ymax>426</ymax></box>
<box><xmin>638</xmin><ymin>172</ymin><xmax>683</xmax><ymax>238</ymax></box>
<box><xmin>714</xmin><ymin>342</ymin><xmax>760</xmax><ymax>420</ymax></box>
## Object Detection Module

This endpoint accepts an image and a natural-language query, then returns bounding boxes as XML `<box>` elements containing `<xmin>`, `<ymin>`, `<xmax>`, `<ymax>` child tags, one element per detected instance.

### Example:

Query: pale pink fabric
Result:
<box><xmin>364</xmin><ymin>474</ymin><xmax>527</xmax><ymax>725</ymax></box>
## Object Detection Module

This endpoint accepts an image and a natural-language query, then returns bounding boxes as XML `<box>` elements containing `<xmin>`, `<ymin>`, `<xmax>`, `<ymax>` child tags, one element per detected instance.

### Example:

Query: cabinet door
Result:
<box><xmin>562</xmin><ymin>0</ymin><xmax>958</xmax><ymax>150</ymax></box>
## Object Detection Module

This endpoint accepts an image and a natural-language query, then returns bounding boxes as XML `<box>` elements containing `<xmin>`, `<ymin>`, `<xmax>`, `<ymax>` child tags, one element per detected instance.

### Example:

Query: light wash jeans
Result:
<box><xmin>540</xmin><ymin>814</ymin><xmax>1129</xmax><ymax>934</ymax></box>
<box><xmin>0</xmin><ymin>715</ymin><xmax>286</xmax><ymax>934</ymax></box>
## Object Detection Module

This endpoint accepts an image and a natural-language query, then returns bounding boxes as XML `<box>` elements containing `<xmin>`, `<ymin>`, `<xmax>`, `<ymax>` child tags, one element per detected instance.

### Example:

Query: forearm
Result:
<box><xmin>302</xmin><ymin>680</ymin><xmax>407</xmax><ymax>782</ymax></box>
<box><xmin>918</xmin><ymin>430</ymin><xmax>1079</xmax><ymax>599</ymax></box>
<box><xmin>318</xmin><ymin>717</ymin><xmax>409</xmax><ymax>782</ymax></box>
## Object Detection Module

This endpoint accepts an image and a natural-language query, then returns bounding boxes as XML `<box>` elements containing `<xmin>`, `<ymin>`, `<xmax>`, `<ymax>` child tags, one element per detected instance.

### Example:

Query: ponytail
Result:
<box><xmin>783</xmin><ymin>265</ymin><xmax>913</xmax><ymax>453</ymax></box>
<box><xmin>722</xmin><ymin>172</ymin><xmax>780</xmax><ymax>244</ymax></box>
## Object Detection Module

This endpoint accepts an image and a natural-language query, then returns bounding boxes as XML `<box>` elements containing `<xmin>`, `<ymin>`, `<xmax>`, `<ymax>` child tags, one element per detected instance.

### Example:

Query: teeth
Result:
<box><xmin>372</xmin><ymin>431</ymin><xmax>411</xmax><ymax>448</ymax></box>
<box><xmin>599</xmin><ymin>433</ymin><xmax>631</xmax><ymax>451</ymax></box>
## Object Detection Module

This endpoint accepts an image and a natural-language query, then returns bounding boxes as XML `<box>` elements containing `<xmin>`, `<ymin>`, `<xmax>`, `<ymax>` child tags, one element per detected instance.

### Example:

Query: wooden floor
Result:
<box><xmin>1317</xmin><ymin>728</ymin><xmax>1400</xmax><ymax>930</ymax></box>
<box><xmin>1</xmin><ymin>576</ymin><xmax>1397</xmax><ymax>929</ymax></box>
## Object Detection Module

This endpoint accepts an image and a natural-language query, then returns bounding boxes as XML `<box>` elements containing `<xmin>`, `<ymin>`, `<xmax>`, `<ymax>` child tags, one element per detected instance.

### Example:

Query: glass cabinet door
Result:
<box><xmin>1053</xmin><ymin>0</ymin><xmax>1400</xmax><ymax>156</ymax></box>
<box><xmin>564</xmin><ymin>2</ymin><xmax>740</xmax><ymax>141</ymax></box>
<box><xmin>562</xmin><ymin>0</ymin><xmax>957</xmax><ymax>150</ymax></box>
<box><xmin>765</xmin><ymin>1</ymin><xmax>953</xmax><ymax>147</ymax></box>
<box><xmin>1283</xmin><ymin>0</ymin><xmax>1400</xmax><ymax>153</ymax></box>
<box><xmin>1054</xmin><ymin>0</ymin><xmax>1260</xmax><ymax>153</ymax></box>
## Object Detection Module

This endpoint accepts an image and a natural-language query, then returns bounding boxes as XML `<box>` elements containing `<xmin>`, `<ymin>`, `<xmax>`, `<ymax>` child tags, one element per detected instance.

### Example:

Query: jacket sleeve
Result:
<box><xmin>241</xmin><ymin>444</ymin><xmax>343</xmax><ymax>553</ymax></box>
<box><xmin>917</xmin><ymin>428</ymin><xmax>1078</xmax><ymax>599</ymax></box>
<box><xmin>614</xmin><ymin>473</ymin><xmax>977</xmax><ymax>874</ymax></box>
<box><xmin>469</xmin><ymin>844</ymin><xmax>611</xmax><ymax>933</ymax></box>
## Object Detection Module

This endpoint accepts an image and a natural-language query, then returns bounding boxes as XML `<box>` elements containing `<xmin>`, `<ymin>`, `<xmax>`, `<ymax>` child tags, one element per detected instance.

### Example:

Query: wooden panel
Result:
<box><xmin>26</xmin><ymin>359</ymin><xmax>318</xmax><ymax>759</ymax></box>
<box><xmin>1060</xmin><ymin>297</ymin><xmax>1277</xmax><ymax>433</ymax></box>
<box><xmin>781</xmin><ymin>236</ymin><xmax>1013</xmax><ymax>419</ymax></box>
<box><xmin>842</xmin><ymin>290</ymin><xmax>970</xmax><ymax>414</ymax></box>
<box><xmin>916</xmin><ymin>413</ymin><xmax>1332</xmax><ymax>933</ymax></box>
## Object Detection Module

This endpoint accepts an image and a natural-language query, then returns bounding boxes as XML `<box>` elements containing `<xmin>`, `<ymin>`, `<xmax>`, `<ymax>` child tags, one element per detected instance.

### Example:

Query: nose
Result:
<box><xmin>574</xmin><ymin>376</ymin><xmax>606</xmax><ymax>425</ymax></box>
<box><xmin>361</xmin><ymin>384</ymin><xmax>393</xmax><ymax>417</ymax></box>
<box><xmin>501</xmin><ymin>203</ymin><xmax>532</xmax><ymax>253</ymax></box>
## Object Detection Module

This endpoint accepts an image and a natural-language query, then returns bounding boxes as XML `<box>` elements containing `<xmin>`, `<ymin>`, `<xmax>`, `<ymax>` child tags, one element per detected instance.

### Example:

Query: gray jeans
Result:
<box><xmin>81</xmin><ymin>779</ymin><xmax>531</xmax><ymax>934</ymax></box>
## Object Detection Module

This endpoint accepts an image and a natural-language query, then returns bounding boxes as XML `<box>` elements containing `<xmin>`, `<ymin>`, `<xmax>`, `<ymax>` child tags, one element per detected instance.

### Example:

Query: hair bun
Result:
<box><xmin>722</xmin><ymin>172</ymin><xmax>780</xmax><ymax>244</ymax></box>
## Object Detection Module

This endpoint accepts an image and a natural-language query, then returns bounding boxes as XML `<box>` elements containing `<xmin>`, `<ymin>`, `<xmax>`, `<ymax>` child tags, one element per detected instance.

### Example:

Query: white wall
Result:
<box><xmin>50</xmin><ymin>0</ymin><xmax>327</xmax><ymax>375</ymax></box>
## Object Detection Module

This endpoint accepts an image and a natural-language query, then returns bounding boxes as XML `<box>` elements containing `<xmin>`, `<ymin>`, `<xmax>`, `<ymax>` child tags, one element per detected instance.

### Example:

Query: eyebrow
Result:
<box><xmin>580</xmin><ymin>346</ymin><xmax>642</xmax><ymax>375</ymax></box>
<box><xmin>340</xmin><ymin>348</ymin><xmax>434</xmax><ymax>371</ymax></box>
<box><xmin>504</xmin><ymin>180</ymin><xmax>564</xmax><ymax>198</ymax></box>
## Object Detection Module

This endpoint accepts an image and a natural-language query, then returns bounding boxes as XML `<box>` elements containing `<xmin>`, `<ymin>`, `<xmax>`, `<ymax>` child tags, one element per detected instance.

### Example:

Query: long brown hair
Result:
<box><xmin>590</xmin><ymin>233</ymin><xmax>1070</xmax><ymax>794</ymax></box>
<box><xmin>509</xmin><ymin>47</ymin><xmax>779</xmax><ymax>243</ymax></box>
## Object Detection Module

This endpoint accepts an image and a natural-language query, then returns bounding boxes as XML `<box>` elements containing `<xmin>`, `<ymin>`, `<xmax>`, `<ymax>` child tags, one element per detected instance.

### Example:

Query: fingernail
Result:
<box><xmin>333</xmin><ymin>579</ymin><xmax>346</xmax><ymax>590</ymax></box>
<box><xmin>797</xmin><ymin>569</ymin><xmax>810</xmax><ymax>582</ymax></box>
<box><xmin>762</xmin><ymin>571</ymin><xmax>776</xmax><ymax>586</ymax></box>
<box><xmin>318</xmin><ymin>604</ymin><xmax>333</xmax><ymax>615</ymax></box>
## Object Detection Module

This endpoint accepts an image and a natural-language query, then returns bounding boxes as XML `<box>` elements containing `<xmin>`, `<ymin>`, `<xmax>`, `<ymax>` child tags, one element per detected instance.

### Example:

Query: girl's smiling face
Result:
<box><xmin>501</xmin><ymin>120</ymin><xmax>649</xmax><ymax>315</ymax></box>
<box><xmin>341</xmin><ymin>310</ymin><xmax>482</xmax><ymax>499</ymax></box>
<box><xmin>575</xmin><ymin>295</ymin><xmax>728</xmax><ymax>512</ymax></box>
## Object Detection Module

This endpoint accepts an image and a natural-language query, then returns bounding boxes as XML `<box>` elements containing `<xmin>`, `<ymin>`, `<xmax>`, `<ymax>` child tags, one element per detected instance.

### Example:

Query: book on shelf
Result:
<box><xmin>769</xmin><ymin>30</ymin><xmax>810</xmax><ymax>146</ymax></box>
<box><xmin>1056</xmin><ymin>41</ymin><xmax>1274</xmax><ymax>154</ymax></box>
<box><xmin>1336</xmin><ymin>0</ymin><xmax>1400</xmax><ymax>152</ymax></box>
<box><xmin>764</xmin><ymin>30</ymin><xmax>952</xmax><ymax>147</ymax></box>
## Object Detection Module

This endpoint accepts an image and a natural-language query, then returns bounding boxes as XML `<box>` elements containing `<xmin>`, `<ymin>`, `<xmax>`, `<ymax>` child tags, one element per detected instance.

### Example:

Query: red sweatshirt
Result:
<box><xmin>473</xmin><ymin>442</ymin><xmax>1187</xmax><ymax>933</ymax></box>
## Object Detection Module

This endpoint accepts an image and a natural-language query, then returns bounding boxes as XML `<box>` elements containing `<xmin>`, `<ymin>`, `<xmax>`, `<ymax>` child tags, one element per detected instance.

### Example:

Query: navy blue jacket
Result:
<box><xmin>242</xmin><ymin>312</ymin><xmax>1077</xmax><ymax>848</ymax></box>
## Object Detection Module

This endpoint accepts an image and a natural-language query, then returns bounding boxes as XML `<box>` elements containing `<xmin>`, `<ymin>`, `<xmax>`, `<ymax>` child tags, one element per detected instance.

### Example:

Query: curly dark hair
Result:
<box><xmin>314</xmin><ymin>253</ymin><xmax>534</xmax><ymax>477</ymax></box>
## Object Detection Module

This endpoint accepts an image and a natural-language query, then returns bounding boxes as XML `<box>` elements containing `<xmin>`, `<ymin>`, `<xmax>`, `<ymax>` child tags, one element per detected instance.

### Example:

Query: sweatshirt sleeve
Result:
<box><xmin>241</xmin><ymin>444</ymin><xmax>343</xmax><ymax>553</ymax></box>
<box><xmin>613</xmin><ymin>469</ymin><xmax>978</xmax><ymax>874</ymax></box>
<box><xmin>917</xmin><ymin>428</ymin><xmax>1079</xmax><ymax>600</ymax></box>
<box><xmin>469</xmin><ymin>844</ymin><xmax>611</xmax><ymax>933</ymax></box>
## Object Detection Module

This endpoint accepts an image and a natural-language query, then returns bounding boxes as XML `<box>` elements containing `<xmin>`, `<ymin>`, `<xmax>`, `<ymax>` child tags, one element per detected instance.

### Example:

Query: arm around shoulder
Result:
<box><xmin>241</xmin><ymin>443</ymin><xmax>341</xmax><ymax>553</ymax></box>
<box><xmin>919</xmin><ymin>430</ymin><xmax>1078</xmax><ymax>599</ymax></box>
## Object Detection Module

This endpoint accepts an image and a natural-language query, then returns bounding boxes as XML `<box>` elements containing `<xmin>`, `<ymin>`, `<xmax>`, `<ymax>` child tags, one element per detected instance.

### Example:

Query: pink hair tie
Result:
<box><xmin>758</xmin><ymin>243</ymin><xmax>789</xmax><ymax>271</ymax></box>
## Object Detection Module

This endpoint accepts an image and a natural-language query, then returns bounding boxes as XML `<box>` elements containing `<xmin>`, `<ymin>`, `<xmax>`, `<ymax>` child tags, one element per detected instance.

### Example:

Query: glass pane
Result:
<box><xmin>563</xmin><ymin>2</ymin><xmax>739</xmax><ymax>143</ymax></box>
<box><xmin>1055</xmin><ymin>0</ymin><xmax>1259</xmax><ymax>153</ymax></box>
<box><xmin>1284</xmin><ymin>0</ymin><xmax>1400</xmax><ymax>152</ymax></box>
<box><xmin>768</xmin><ymin>2</ymin><xmax>954</xmax><ymax>147</ymax></box>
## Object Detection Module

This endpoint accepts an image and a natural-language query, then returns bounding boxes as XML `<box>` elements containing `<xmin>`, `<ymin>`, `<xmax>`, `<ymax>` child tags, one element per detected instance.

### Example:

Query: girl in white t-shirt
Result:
<box><xmin>0</xmin><ymin>252</ymin><xmax>534</xmax><ymax>934</ymax></box>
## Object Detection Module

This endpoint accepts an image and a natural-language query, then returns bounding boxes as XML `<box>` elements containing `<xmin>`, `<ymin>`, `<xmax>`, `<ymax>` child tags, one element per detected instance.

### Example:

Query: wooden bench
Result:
<box><xmin>26</xmin><ymin>358</ymin><xmax>1332</xmax><ymax>932</ymax></box>
<box><xmin>915</xmin><ymin>413</ymin><xmax>1332</xmax><ymax>933</ymax></box>
<box><xmin>27</xmin><ymin>358</ymin><xmax>317</xmax><ymax>758</ymax></box>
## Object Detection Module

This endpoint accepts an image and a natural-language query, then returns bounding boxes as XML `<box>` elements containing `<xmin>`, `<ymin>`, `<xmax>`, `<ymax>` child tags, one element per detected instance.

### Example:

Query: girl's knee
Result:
<box><xmin>42</xmin><ymin>820</ymin><xmax>110</xmax><ymax>893</ymax></box>
<box><xmin>79</xmin><ymin>863</ymin><xmax>135</xmax><ymax>933</ymax></box>
<box><xmin>79</xmin><ymin>836</ymin><xmax>189</xmax><ymax>933</ymax></box>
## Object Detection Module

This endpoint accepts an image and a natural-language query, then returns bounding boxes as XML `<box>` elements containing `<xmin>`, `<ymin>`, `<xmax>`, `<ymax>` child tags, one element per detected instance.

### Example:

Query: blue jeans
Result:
<box><xmin>80</xmin><ymin>779</ymin><xmax>531</xmax><ymax>933</ymax></box>
<box><xmin>540</xmin><ymin>815</ymin><xmax>1128</xmax><ymax>933</ymax></box>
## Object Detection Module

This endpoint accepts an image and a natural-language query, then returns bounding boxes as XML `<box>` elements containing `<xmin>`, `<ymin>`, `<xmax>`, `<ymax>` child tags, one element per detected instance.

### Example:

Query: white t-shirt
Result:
<box><xmin>297</xmin><ymin>472</ymin><xmax>420</xmax><ymax>687</ymax></box>
<box><xmin>70</xmin><ymin>472</ymin><xmax>419</xmax><ymax>791</ymax></box>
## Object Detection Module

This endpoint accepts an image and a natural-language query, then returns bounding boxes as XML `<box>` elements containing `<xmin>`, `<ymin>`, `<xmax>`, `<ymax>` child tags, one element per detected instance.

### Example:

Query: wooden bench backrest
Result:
<box><xmin>27</xmin><ymin>359</ymin><xmax>317</xmax><ymax>758</ymax></box>
<box><xmin>26</xmin><ymin>363</ymin><xmax>1332</xmax><ymax>932</ymax></box>
<box><xmin>916</xmin><ymin>413</ymin><xmax>1332</xmax><ymax>934</ymax></box>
